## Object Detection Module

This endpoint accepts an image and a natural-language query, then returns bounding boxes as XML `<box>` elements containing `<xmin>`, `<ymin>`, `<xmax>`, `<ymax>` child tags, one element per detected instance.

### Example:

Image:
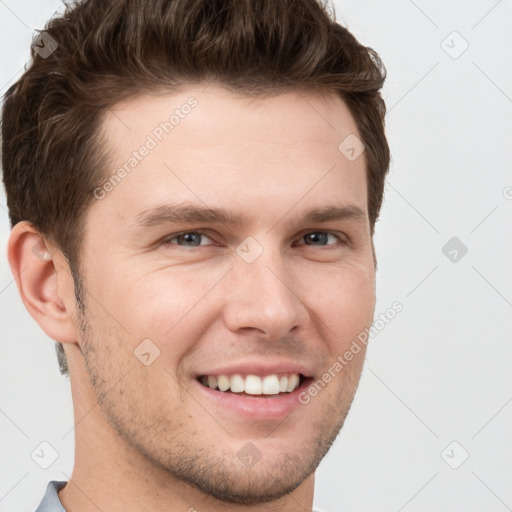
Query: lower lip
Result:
<box><xmin>194</xmin><ymin>378</ymin><xmax>311</xmax><ymax>420</ymax></box>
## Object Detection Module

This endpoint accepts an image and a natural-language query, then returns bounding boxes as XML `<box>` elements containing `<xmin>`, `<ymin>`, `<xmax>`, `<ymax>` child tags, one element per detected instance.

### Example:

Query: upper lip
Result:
<box><xmin>195</xmin><ymin>360</ymin><xmax>315</xmax><ymax>379</ymax></box>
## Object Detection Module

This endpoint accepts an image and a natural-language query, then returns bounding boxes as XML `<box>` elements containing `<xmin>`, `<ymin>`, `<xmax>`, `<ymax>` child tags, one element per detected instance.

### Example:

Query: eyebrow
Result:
<box><xmin>129</xmin><ymin>202</ymin><xmax>367</xmax><ymax>232</ymax></box>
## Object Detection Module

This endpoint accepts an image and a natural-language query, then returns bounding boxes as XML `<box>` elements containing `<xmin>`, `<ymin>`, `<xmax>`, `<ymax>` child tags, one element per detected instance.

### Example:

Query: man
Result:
<box><xmin>2</xmin><ymin>0</ymin><xmax>390</xmax><ymax>510</ymax></box>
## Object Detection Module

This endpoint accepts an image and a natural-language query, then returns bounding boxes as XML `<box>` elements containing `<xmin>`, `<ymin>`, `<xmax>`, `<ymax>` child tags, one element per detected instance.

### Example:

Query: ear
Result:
<box><xmin>7</xmin><ymin>221</ymin><xmax>79</xmax><ymax>345</ymax></box>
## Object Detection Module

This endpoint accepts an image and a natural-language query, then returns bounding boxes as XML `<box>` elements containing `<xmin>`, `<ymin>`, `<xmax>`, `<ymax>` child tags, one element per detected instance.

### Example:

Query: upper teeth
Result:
<box><xmin>201</xmin><ymin>374</ymin><xmax>300</xmax><ymax>395</ymax></box>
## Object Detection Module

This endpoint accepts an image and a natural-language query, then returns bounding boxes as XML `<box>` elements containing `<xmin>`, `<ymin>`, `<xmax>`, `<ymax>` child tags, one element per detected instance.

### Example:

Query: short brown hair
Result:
<box><xmin>1</xmin><ymin>0</ymin><xmax>390</xmax><ymax>376</ymax></box>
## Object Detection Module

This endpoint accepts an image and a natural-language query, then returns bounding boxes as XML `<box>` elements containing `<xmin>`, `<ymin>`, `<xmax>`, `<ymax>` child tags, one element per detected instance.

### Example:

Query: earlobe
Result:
<box><xmin>7</xmin><ymin>221</ymin><xmax>79</xmax><ymax>345</ymax></box>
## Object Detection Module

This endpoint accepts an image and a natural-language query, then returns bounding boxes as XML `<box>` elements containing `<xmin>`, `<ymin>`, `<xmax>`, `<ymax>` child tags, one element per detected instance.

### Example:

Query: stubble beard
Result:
<box><xmin>74</xmin><ymin>285</ymin><xmax>359</xmax><ymax>505</ymax></box>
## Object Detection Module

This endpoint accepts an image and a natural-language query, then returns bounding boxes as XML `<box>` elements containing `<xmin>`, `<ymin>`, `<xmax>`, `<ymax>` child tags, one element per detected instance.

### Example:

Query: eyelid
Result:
<box><xmin>160</xmin><ymin>229</ymin><xmax>216</xmax><ymax>246</ymax></box>
<box><xmin>159</xmin><ymin>229</ymin><xmax>349</xmax><ymax>248</ymax></box>
<box><xmin>293</xmin><ymin>230</ymin><xmax>348</xmax><ymax>247</ymax></box>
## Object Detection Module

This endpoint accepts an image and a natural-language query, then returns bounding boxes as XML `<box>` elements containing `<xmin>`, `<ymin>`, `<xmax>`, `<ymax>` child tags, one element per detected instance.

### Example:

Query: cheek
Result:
<box><xmin>299</xmin><ymin>261</ymin><xmax>375</xmax><ymax>348</ymax></box>
<box><xmin>86</xmin><ymin>248</ymin><xmax>374</xmax><ymax>366</ymax></box>
<box><xmin>91</xmin><ymin>265</ymin><xmax>227</xmax><ymax>357</ymax></box>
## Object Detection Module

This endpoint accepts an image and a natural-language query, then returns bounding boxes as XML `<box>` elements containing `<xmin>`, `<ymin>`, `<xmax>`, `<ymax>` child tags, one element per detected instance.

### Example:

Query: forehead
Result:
<box><xmin>103</xmin><ymin>85</ymin><xmax>358</xmax><ymax>143</ymax></box>
<box><xmin>91</xmin><ymin>85</ymin><xmax>368</xmax><ymax>229</ymax></box>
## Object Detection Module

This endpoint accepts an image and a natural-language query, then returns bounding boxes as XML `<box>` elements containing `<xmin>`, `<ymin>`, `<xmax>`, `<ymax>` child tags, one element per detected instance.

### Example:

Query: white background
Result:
<box><xmin>1</xmin><ymin>1</ymin><xmax>511</xmax><ymax>511</ymax></box>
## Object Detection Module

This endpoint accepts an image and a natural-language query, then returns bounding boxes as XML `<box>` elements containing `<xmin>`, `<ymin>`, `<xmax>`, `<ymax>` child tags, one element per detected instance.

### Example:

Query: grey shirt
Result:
<box><xmin>34</xmin><ymin>481</ymin><xmax>67</xmax><ymax>512</ymax></box>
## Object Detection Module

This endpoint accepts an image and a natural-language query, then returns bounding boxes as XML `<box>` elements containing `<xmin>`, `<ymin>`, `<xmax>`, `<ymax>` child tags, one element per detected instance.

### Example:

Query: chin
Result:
<box><xmin>178</xmin><ymin>456</ymin><xmax>312</xmax><ymax>505</ymax></box>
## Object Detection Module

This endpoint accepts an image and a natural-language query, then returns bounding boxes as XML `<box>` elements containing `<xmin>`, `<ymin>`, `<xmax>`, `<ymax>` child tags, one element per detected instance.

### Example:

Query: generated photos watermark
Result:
<box><xmin>93</xmin><ymin>96</ymin><xmax>198</xmax><ymax>200</ymax></box>
<box><xmin>298</xmin><ymin>301</ymin><xmax>403</xmax><ymax>404</ymax></box>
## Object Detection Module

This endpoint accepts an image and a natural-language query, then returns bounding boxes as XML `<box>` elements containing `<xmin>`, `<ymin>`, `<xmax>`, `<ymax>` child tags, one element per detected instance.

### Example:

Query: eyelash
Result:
<box><xmin>159</xmin><ymin>230</ymin><xmax>348</xmax><ymax>248</ymax></box>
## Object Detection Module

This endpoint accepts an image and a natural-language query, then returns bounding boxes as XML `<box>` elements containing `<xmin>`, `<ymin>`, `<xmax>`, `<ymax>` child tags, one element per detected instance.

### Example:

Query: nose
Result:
<box><xmin>222</xmin><ymin>247</ymin><xmax>310</xmax><ymax>341</ymax></box>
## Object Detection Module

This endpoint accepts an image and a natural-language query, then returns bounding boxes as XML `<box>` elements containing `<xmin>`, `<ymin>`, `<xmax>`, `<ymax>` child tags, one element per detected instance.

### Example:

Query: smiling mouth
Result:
<box><xmin>197</xmin><ymin>373</ymin><xmax>309</xmax><ymax>397</ymax></box>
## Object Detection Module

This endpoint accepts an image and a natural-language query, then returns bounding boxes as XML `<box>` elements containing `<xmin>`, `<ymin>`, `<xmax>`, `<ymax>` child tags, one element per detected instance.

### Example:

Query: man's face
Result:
<box><xmin>74</xmin><ymin>85</ymin><xmax>375</xmax><ymax>504</ymax></box>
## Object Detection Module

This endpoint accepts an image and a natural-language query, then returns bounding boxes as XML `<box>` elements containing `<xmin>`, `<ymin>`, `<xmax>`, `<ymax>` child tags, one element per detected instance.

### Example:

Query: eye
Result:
<box><xmin>160</xmin><ymin>231</ymin><xmax>215</xmax><ymax>247</ymax></box>
<box><xmin>295</xmin><ymin>231</ymin><xmax>346</xmax><ymax>247</ymax></box>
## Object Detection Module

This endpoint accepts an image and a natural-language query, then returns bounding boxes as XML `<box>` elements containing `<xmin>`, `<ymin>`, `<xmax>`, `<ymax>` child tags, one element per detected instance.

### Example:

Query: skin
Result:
<box><xmin>8</xmin><ymin>85</ymin><xmax>376</xmax><ymax>512</ymax></box>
